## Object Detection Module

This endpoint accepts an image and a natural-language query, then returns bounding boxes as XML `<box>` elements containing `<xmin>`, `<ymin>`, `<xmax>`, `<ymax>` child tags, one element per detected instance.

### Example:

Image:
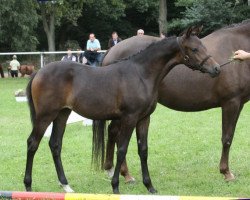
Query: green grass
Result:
<box><xmin>0</xmin><ymin>78</ymin><xmax>250</xmax><ymax>197</ymax></box>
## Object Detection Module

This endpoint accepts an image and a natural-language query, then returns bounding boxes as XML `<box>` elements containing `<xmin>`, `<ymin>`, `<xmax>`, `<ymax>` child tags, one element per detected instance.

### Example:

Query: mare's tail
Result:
<box><xmin>92</xmin><ymin>120</ymin><xmax>107</xmax><ymax>169</ymax></box>
<box><xmin>26</xmin><ymin>72</ymin><xmax>37</xmax><ymax>127</ymax></box>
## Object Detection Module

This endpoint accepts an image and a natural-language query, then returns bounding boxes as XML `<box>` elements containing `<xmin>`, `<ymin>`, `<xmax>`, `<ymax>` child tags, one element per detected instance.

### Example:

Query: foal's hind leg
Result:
<box><xmin>24</xmin><ymin>114</ymin><xmax>56</xmax><ymax>191</ymax></box>
<box><xmin>220</xmin><ymin>99</ymin><xmax>243</xmax><ymax>181</ymax></box>
<box><xmin>136</xmin><ymin>116</ymin><xmax>156</xmax><ymax>193</ymax></box>
<box><xmin>49</xmin><ymin>108</ymin><xmax>73</xmax><ymax>192</ymax></box>
<box><xmin>105</xmin><ymin>120</ymin><xmax>135</xmax><ymax>183</ymax></box>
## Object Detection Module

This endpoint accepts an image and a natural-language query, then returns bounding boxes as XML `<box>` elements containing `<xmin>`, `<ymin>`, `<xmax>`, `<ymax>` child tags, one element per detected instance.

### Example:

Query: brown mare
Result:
<box><xmin>0</xmin><ymin>64</ymin><xmax>4</xmax><ymax>78</ymax></box>
<box><xmin>102</xmin><ymin>20</ymin><xmax>250</xmax><ymax>183</ymax></box>
<box><xmin>19</xmin><ymin>65</ymin><xmax>35</xmax><ymax>77</ymax></box>
<box><xmin>23</xmin><ymin>27</ymin><xmax>220</xmax><ymax>194</ymax></box>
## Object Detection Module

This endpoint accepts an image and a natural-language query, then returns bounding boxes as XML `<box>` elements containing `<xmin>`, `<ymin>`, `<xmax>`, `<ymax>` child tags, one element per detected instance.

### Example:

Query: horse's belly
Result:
<box><xmin>158</xmin><ymin>68</ymin><xmax>220</xmax><ymax>112</ymax></box>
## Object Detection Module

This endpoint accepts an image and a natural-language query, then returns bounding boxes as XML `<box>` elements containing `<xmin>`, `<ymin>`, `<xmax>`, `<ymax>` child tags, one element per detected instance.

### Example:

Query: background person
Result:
<box><xmin>108</xmin><ymin>31</ymin><xmax>122</xmax><ymax>49</ymax></box>
<box><xmin>85</xmin><ymin>33</ymin><xmax>102</xmax><ymax>66</ymax></box>
<box><xmin>137</xmin><ymin>29</ymin><xmax>144</xmax><ymax>36</ymax></box>
<box><xmin>9</xmin><ymin>55</ymin><xmax>20</xmax><ymax>78</ymax></box>
<box><xmin>61</xmin><ymin>48</ymin><xmax>76</xmax><ymax>61</ymax></box>
<box><xmin>233</xmin><ymin>50</ymin><xmax>250</xmax><ymax>60</ymax></box>
<box><xmin>76</xmin><ymin>48</ymin><xmax>84</xmax><ymax>63</ymax></box>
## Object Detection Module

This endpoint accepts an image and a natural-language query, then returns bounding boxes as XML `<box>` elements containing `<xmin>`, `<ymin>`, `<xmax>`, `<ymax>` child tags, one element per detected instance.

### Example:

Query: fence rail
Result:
<box><xmin>0</xmin><ymin>50</ymin><xmax>107</xmax><ymax>68</ymax></box>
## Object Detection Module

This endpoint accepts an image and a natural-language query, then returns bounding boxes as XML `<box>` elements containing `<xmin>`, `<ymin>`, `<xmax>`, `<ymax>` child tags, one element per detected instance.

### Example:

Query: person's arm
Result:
<box><xmin>86</xmin><ymin>40</ymin><xmax>91</xmax><ymax>50</ymax></box>
<box><xmin>95</xmin><ymin>39</ymin><xmax>101</xmax><ymax>51</ymax></box>
<box><xmin>108</xmin><ymin>39</ymin><xmax>112</xmax><ymax>49</ymax></box>
<box><xmin>233</xmin><ymin>50</ymin><xmax>250</xmax><ymax>60</ymax></box>
<box><xmin>17</xmin><ymin>61</ymin><xmax>21</xmax><ymax>69</ymax></box>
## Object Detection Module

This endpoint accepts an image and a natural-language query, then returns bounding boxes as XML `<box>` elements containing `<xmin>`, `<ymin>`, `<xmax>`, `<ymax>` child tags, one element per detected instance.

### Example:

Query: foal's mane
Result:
<box><xmin>108</xmin><ymin>36</ymin><xmax>177</xmax><ymax>65</ymax></box>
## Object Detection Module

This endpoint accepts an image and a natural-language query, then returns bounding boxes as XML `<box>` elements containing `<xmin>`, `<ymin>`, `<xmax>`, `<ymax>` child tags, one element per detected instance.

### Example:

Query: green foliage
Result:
<box><xmin>85</xmin><ymin>0</ymin><xmax>126</xmax><ymax>20</ymax></box>
<box><xmin>168</xmin><ymin>0</ymin><xmax>234</xmax><ymax>36</ymax></box>
<box><xmin>0</xmin><ymin>0</ymin><xmax>39</xmax><ymax>51</ymax></box>
<box><xmin>175</xmin><ymin>0</ymin><xmax>196</xmax><ymax>7</ymax></box>
<box><xmin>125</xmin><ymin>0</ymin><xmax>158</xmax><ymax>13</ymax></box>
<box><xmin>59</xmin><ymin>40</ymin><xmax>80</xmax><ymax>50</ymax></box>
<box><xmin>37</xmin><ymin>0</ymin><xmax>85</xmax><ymax>27</ymax></box>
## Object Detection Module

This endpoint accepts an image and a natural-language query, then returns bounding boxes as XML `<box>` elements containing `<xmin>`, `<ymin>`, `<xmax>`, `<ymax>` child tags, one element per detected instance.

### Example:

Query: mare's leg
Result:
<box><xmin>111</xmin><ymin>117</ymin><xmax>136</xmax><ymax>194</ymax></box>
<box><xmin>24</xmin><ymin>113</ymin><xmax>57</xmax><ymax>191</ymax></box>
<box><xmin>49</xmin><ymin>108</ymin><xmax>73</xmax><ymax>192</ymax></box>
<box><xmin>105</xmin><ymin>120</ymin><xmax>135</xmax><ymax>183</ymax></box>
<box><xmin>220</xmin><ymin>99</ymin><xmax>243</xmax><ymax>181</ymax></box>
<box><xmin>136</xmin><ymin>116</ymin><xmax>156</xmax><ymax>193</ymax></box>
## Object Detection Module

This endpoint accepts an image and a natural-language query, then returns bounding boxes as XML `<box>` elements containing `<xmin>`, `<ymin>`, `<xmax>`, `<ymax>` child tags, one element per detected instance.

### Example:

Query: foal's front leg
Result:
<box><xmin>136</xmin><ymin>116</ymin><xmax>157</xmax><ymax>193</ymax></box>
<box><xmin>111</xmin><ymin>118</ymin><xmax>136</xmax><ymax>194</ymax></box>
<box><xmin>49</xmin><ymin>109</ymin><xmax>73</xmax><ymax>192</ymax></box>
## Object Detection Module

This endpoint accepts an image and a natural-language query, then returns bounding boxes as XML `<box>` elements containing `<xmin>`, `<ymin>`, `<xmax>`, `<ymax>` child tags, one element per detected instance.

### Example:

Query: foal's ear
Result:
<box><xmin>185</xmin><ymin>25</ymin><xmax>203</xmax><ymax>38</ymax></box>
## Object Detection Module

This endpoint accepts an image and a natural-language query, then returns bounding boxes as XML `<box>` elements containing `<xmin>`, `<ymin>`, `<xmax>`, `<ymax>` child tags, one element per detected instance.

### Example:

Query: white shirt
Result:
<box><xmin>10</xmin><ymin>59</ymin><xmax>20</xmax><ymax>70</ymax></box>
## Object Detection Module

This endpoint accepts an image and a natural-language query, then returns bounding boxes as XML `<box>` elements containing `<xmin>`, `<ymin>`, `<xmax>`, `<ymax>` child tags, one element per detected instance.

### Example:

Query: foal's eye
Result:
<box><xmin>191</xmin><ymin>48</ymin><xmax>198</xmax><ymax>53</ymax></box>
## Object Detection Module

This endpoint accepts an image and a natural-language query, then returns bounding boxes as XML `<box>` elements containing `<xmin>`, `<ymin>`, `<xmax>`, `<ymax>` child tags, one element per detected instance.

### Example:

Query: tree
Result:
<box><xmin>0</xmin><ymin>0</ymin><xmax>38</xmax><ymax>52</ymax></box>
<box><xmin>37</xmin><ymin>0</ymin><xmax>85</xmax><ymax>51</ymax></box>
<box><xmin>168</xmin><ymin>0</ymin><xmax>234</xmax><ymax>36</ymax></box>
<box><xmin>158</xmin><ymin>0</ymin><xmax>167</xmax><ymax>35</ymax></box>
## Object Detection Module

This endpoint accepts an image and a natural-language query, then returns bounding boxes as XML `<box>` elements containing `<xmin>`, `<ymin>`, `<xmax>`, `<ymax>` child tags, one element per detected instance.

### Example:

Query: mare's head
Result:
<box><xmin>178</xmin><ymin>26</ymin><xmax>220</xmax><ymax>77</ymax></box>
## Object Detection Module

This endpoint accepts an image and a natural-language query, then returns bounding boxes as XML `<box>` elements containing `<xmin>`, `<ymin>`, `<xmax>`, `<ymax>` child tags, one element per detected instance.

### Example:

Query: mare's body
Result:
<box><xmin>102</xmin><ymin>21</ymin><xmax>250</xmax><ymax>182</ymax></box>
<box><xmin>0</xmin><ymin>64</ymin><xmax>4</xmax><ymax>78</ymax></box>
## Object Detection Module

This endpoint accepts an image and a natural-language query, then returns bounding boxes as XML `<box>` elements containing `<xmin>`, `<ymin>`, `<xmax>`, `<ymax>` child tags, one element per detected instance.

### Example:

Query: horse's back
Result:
<box><xmin>103</xmin><ymin>35</ymin><xmax>160</xmax><ymax>66</ymax></box>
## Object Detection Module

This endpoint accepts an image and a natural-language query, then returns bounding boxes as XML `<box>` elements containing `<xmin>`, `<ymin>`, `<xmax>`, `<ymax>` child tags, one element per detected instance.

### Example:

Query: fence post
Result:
<box><xmin>40</xmin><ymin>53</ymin><xmax>44</xmax><ymax>68</ymax></box>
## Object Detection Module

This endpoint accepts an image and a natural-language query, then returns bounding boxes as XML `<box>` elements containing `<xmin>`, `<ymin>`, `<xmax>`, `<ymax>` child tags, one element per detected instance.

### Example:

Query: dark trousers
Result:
<box><xmin>11</xmin><ymin>70</ymin><xmax>18</xmax><ymax>77</ymax></box>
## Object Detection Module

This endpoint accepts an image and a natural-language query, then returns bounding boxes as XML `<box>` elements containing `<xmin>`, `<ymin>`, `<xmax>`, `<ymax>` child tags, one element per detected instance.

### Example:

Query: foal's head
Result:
<box><xmin>178</xmin><ymin>26</ymin><xmax>220</xmax><ymax>77</ymax></box>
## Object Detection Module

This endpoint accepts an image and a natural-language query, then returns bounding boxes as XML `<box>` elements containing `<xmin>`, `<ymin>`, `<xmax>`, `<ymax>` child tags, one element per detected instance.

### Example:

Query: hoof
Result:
<box><xmin>149</xmin><ymin>187</ymin><xmax>157</xmax><ymax>194</ymax></box>
<box><xmin>106</xmin><ymin>167</ymin><xmax>115</xmax><ymax>178</ymax></box>
<box><xmin>125</xmin><ymin>175</ymin><xmax>136</xmax><ymax>184</ymax></box>
<box><xmin>224</xmin><ymin>172</ymin><xmax>235</xmax><ymax>181</ymax></box>
<box><xmin>25</xmin><ymin>186</ymin><xmax>32</xmax><ymax>192</ymax></box>
<box><xmin>59</xmin><ymin>182</ymin><xmax>75</xmax><ymax>193</ymax></box>
<box><xmin>113</xmin><ymin>188</ymin><xmax>120</xmax><ymax>194</ymax></box>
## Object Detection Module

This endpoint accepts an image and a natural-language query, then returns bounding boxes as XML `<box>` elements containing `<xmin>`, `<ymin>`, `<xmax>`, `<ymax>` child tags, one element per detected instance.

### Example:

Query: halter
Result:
<box><xmin>176</xmin><ymin>37</ymin><xmax>212</xmax><ymax>71</ymax></box>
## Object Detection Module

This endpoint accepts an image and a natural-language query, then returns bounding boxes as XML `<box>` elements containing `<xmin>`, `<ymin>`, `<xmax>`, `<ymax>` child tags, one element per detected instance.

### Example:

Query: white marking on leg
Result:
<box><xmin>59</xmin><ymin>182</ymin><xmax>75</xmax><ymax>193</ymax></box>
<box><xmin>106</xmin><ymin>167</ymin><xmax>115</xmax><ymax>178</ymax></box>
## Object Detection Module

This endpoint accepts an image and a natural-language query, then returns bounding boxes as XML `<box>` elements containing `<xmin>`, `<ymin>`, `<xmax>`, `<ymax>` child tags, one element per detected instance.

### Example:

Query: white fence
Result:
<box><xmin>0</xmin><ymin>50</ymin><xmax>106</xmax><ymax>68</ymax></box>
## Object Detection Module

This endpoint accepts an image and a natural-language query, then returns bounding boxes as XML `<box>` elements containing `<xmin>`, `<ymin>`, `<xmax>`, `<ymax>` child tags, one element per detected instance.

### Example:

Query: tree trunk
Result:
<box><xmin>158</xmin><ymin>0</ymin><xmax>167</xmax><ymax>36</ymax></box>
<box><xmin>40</xmin><ymin>3</ymin><xmax>55</xmax><ymax>51</ymax></box>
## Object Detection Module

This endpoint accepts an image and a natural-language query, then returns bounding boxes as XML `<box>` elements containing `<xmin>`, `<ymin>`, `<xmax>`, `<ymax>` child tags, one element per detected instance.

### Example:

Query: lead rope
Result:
<box><xmin>219</xmin><ymin>60</ymin><xmax>235</xmax><ymax>68</ymax></box>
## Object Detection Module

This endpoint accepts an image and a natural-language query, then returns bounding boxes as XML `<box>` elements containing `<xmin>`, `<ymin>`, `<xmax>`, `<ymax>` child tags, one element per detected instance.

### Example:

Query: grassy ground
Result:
<box><xmin>0</xmin><ymin>77</ymin><xmax>250</xmax><ymax>197</ymax></box>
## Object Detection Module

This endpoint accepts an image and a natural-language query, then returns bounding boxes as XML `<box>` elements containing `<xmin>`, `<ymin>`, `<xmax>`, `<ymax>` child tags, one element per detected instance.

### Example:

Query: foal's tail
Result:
<box><xmin>92</xmin><ymin>120</ymin><xmax>107</xmax><ymax>169</ymax></box>
<box><xmin>26</xmin><ymin>72</ymin><xmax>37</xmax><ymax>127</ymax></box>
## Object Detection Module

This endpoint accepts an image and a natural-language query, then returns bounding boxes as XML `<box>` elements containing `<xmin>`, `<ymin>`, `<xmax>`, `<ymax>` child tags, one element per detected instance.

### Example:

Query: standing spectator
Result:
<box><xmin>76</xmin><ymin>48</ymin><xmax>84</xmax><ymax>63</ymax></box>
<box><xmin>85</xmin><ymin>33</ymin><xmax>102</xmax><ymax>66</ymax></box>
<box><xmin>108</xmin><ymin>31</ymin><xmax>122</xmax><ymax>49</ymax></box>
<box><xmin>137</xmin><ymin>29</ymin><xmax>144</xmax><ymax>36</ymax></box>
<box><xmin>9</xmin><ymin>55</ymin><xmax>20</xmax><ymax>78</ymax></box>
<box><xmin>61</xmin><ymin>48</ymin><xmax>76</xmax><ymax>61</ymax></box>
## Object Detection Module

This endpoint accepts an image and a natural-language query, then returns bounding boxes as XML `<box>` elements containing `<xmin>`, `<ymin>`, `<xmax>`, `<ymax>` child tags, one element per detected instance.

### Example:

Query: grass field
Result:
<box><xmin>0</xmin><ymin>77</ymin><xmax>250</xmax><ymax>197</ymax></box>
